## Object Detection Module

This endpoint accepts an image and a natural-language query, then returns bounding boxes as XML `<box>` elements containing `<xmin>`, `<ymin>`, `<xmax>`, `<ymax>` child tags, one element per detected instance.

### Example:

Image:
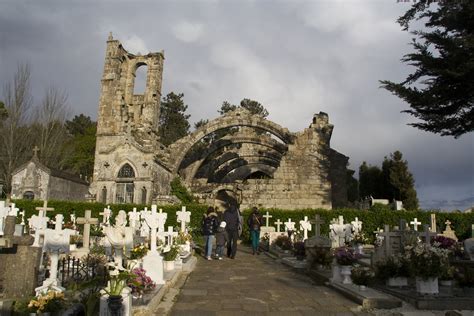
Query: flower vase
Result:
<box><xmin>163</xmin><ymin>260</ymin><xmax>175</xmax><ymax>271</ymax></box>
<box><xmin>416</xmin><ymin>277</ymin><xmax>439</xmax><ymax>295</ymax></box>
<box><xmin>331</xmin><ymin>264</ymin><xmax>342</xmax><ymax>283</ymax></box>
<box><xmin>107</xmin><ymin>294</ymin><xmax>123</xmax><ymax>316</ymax></box>
<box><xmin>387</xmin><ymin>277</ymin><xmax>408</xmax><ymax>287</ymax></box>
<box><xmin>340</xmin><ymin>265</ymin><xmax>352</xmax><ymax>284</ymax></box>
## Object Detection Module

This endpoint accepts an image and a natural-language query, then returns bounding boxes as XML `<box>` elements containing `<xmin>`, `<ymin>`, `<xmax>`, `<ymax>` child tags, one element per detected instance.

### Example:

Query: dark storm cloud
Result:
<box><xmin>0</xmin><ymin>0</ymin><xmax>472</xmax><ymax>210</ymax></box>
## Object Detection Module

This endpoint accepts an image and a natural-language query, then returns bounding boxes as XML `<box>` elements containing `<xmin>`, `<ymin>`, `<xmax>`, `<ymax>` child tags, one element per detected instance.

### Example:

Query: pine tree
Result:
<box><xmin>380</xmin><ymin>0</ymin><xmax>474</xmax><ymax>138</ymax></box>
<box><xmin>388</xmin><ymin>151</ymin><xmax>419</xmax><ymax>210</ymax></box>
<box><xmin>358</xmin><ymin>162</ymin><xmax>383</xmax><ymax>199</ymax></box>
<box><xmin>159</xmin><ymin>92</ymin><xmax>190</xmax><ymax>146</ymax></box>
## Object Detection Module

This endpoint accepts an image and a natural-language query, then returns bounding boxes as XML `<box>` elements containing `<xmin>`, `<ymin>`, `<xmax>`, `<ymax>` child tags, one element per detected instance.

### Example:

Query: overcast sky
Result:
<box><xmin>1</xmin><ymin>0</ymin><xmax>472</xmax><ymax>211</ymax></box>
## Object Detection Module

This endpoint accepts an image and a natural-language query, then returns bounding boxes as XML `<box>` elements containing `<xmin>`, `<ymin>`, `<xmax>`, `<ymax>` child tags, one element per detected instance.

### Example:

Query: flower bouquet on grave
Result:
<box><xmin>273</xmin><ymin>235</ymin><xmax>292</xmax><ymax>252</ymax></box>
<box><xmin>311</xmin><ymin>246</ymin><xmax>333</xmax><ymax>269</ymax></box>
<box><xmin>162</xmin><ymin>245</ymin><xmax>180</xmax><ymax>261</ymax></box>
<box><xmin>293</xmin><ymin>241</ymin><xmax>306</xmax><ymax>260</ymax></box>
<box><xmin>260</xmin><ymin>233</ymin><xmax>270</xmax><ymax>252</ymax></box>
<box><xmin>27</xmin><ymin>289</ymin><xmax>66</xmax><ymax>315</ymax></box>
<box><xmin>128</xmin><ymin>267</ymin><xmax>156</xmax><ymax>298</ymax></box>
<box><xmin>129</xmin><ymin>244</ymin><xmax>149</xmax><ymax>260</ymax></box>
<box><xmin>404</xmin><ymin>243</ymin><xmax>449</xmax><ymax>294</ymax></box>
<box><xmin>351</xmin><ymin>232</ymin><xmax>368</xmax><ymax>246</ymax></box>
<box><xmin>351</xmin><ymin>265</ymin><xmax>374</xmax><ymax>289</ymax></box>
<box><xmin>334</xmin><ymin>246</ymin><xmax>358</xmax><ymax>266</ymax></box>
<box><xmin>432</xmin><ymin>235</ymin><xmax>457</xmax><ymax>250</ymax></box>
<box><xmin>375</xmin><ymin>254</ymin><xmax>410</xmax><ymax>280</ymax></box>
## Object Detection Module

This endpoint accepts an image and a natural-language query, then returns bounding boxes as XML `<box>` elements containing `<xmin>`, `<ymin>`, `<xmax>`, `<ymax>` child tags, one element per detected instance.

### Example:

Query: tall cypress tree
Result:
<box><xmin>158</xmin><ymin>92</ymin><xmax>191</xmax><ymax>146</ymax></box>
<box><xmin>388</xmin><ymin>151</ymin><xmax>419</xmax><ymax>210</ymax></box>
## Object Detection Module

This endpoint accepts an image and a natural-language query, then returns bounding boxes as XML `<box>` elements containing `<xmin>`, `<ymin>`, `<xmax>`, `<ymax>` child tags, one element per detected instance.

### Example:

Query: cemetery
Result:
<box><xmin>0</xmin><ymin>198</ymin><xmax>473</xmax><ymax>314</ymax></box>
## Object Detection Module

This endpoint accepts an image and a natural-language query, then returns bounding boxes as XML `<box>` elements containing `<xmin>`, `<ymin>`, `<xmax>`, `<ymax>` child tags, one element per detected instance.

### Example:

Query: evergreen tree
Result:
<box><xmin>159</xmin><ymin>92</ymin><xmax>190</xmax><ymax>146</ymax></box>
<box><xmin>388</xmin><ymin>151</ymin><xmax>419</xmax><ymax>210</ymax></box>
<box><xmin>358</xmin><ymin>162</ymin><xmax>383</xmax><ymax>199</ymax></box>
<box><xmin>346</xmin><ymin>169</ymin><xmax>359</xmax><ymax>203</ymax></box>
<box><xmin>218</xmin><ymin>98</ymin><xmax>269</xmax><ymax>118</ymax></box>
<box><xmin>380</xmin><ymin>0</ymin><xmax>474</xmax><ymax>138</ymax></box>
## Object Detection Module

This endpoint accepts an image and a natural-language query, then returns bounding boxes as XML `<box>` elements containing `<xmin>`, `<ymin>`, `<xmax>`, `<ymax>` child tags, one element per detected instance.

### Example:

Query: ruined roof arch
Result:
<box><xmin>167</xmin><ymin>108</ymin><xmax>295</xmax><ymax>173</ymax></box>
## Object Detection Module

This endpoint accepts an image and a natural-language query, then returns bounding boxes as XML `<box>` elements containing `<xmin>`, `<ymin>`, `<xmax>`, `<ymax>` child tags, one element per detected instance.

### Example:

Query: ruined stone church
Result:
<box><xmin>90</xmin><ymin>34</ymin><xmax>349</xmax><ymax>210</ymax></box>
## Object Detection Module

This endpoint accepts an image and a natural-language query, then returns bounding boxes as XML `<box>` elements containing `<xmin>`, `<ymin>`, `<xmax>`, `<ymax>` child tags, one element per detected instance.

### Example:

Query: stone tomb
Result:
<box><xmin>0</xmin><ymin>215</ymin><xmax>41</xmax><ymax>299</ymax></box>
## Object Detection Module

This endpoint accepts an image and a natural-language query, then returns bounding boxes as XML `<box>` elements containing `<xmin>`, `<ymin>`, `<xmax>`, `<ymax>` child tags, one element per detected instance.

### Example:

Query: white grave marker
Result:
<box><xmin>299</xmin><ymin>216</ymin><xmax>312</xmax><ymax>241</ymax></box>
<box><xmin>176</xmin><ymin>206</ymin><xmax>191</xmax><ymax>232</ymax></box>
<box><xmin>410</xmin><ymin>218</ymin><xmax>422</xmax><ymax>231</ymax></box>
<box><xmin>76</xmin><ymin>210</ymin><xmax>99</xmax><ymax>249</ymax></box>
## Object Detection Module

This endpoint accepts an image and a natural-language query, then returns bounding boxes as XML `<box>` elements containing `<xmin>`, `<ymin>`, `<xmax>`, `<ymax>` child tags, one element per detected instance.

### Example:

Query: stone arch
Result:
<box><xmin>211</xmin><ymin>156</ymin><xmax>279</xmax><ymax>183</ymax></box>
<box><xmin>168</xmin><ymin>108</ymin><xmax>295</xmax><ymax>173</ymax></box>
<box><xmin>222</xmin><ymin>164</ymin><xmax>276</xmax><ymax>183</ymax></box>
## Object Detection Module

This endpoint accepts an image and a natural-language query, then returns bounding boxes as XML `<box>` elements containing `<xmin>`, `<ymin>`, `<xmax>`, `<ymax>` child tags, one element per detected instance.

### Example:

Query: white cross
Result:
<box><xmin>176</xmin><ymin>206</ymin><xmax>191</xmax><ymax>232</ymax></box>
<box><xmin>128</xmin><ymin>208</ymin><xmax>141</xmax><ymax>230</ymax></box>
<box><xmin>275</xmin><ymin>219</ymin><xmax>283</xmax><ymax>233</ymax></box>
<box><xmin>410</xmin><ymin>218</ymin><xmax>422</xmax><ymax>231</ymax></box>
<box><xmin>166</xmin><ymin>226</ymin><xmax>178</xmax><ymax>246</ymax></box>
<box><xmin>284</xmin><ymin>218</ymin><xmax>295</xmax><ymax>232</ymax></box>
<box><xmin>156</xmin><ymin>207</ymin><xmax>167</xmax><ymax>232</ymax></box>
<box><xmin>263</xmin><ymin>211</ymin><xmax>273</xmax><ymax>228</ymax></box>
<box><xmin>99</xmin><ymin>206</ymin><xmax>112</xmax><ymax>225</ymax></box>
<box><xmin>351</xmin><ymin>217</ymin><xmax>363</xmax><ymax>235</ymax></box>
<box><xmin>143</xmin><ymin>206</ymin><xmax>159</xmax><ymax>252</ymax></box>
<box><xmin>8</xmin><ymin>203</ymin><xmax>19</xmax><ymax>217</ymax></box>
<box><xmin>76</xmin><ymin>210</ymin><xmax>99</xmax><ymax>249</ymax></box>
<box><xmin>299</xmin><ymin>216</ymin><xmax>312</xmax><ymax>241</ymax></box>
<box><xmin>36</xmin><ymin>200</ymin><xmax>54</xmax><ymax>218</ymax></box>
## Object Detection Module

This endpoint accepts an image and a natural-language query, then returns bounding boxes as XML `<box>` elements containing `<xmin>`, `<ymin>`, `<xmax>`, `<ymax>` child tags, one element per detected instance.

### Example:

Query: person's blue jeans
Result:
<box><xmin>204</xmin><ymin>235</ymin><xmax>215</xmax><ymax>258</ymax></box>
<box><xmin>251</xmin><ymin>230</ymin><xmax>260</xmax><ymax>252</ymax></box>
<box><xmin>216</xmin><ymin>244</ymin><xmax>225</xmax><ymax>257</ymax></box>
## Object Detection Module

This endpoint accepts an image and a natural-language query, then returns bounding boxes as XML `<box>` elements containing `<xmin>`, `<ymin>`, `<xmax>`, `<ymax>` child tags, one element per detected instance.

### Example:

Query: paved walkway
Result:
<box><xmin>169</xmin><ymin>246</ymin><xmax>365</xmax><ymax>315</ymax></box>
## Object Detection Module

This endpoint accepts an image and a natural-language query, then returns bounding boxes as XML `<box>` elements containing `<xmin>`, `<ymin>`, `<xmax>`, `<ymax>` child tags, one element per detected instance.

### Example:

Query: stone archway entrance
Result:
<box><xmin>214</xmin><ymin>189</ymin><xmax>239</xmax><ymax>212</ymax></box>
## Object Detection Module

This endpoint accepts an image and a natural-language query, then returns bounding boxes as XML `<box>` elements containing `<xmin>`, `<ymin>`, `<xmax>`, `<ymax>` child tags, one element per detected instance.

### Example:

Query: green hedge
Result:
<box><xmin>13</xmin><ymin>199</ymin><xmax>474</xmax><ymax>242</ymax></box>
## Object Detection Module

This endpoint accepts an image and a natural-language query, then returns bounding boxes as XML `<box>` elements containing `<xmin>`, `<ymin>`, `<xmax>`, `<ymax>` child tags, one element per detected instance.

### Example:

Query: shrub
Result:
<box><xmin>311</xmin><ymin>247</ymin><xmax>333</xmax><ymax>267</ymax></box>
<box><xmin>351</xmin><ymin>266</ymin><xmax>374</xmax><ymax>286</ymax></box>
<box><xmin>273</xmin><ymin>235</ymin><xmax>292</xmax><ymax>251</ymax></box>
<box><xmin>375</xmin><ymin>255</ymin><xmax>410</xmax><ymax>280</ymax></box>
<box><xmin>293</xmin><ymin>241</ymin><xmax>305</xmax><ymax>258</ymax></box>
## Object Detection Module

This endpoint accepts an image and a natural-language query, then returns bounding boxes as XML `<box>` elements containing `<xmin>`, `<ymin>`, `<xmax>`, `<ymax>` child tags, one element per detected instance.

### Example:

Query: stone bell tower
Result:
<box><xmin>91</xmin><ymin>33</ymin><xmax>170</xmax><ymax>205</ymax></box>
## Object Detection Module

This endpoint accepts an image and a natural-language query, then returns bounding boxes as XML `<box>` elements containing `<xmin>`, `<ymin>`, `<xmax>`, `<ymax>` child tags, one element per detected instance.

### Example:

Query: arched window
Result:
<box><xmin>116</xmin><ymin>163</ymin><xmax>135</xmax><ymax>204</ymax></box>
<box><xmin>23</xmin><ymin>191</ymin><xmax>34</xmax><ymax>200</ymax></box>
<box><xmin>118</xmin><ymin>163</ymin><xmax>135</xmax><ymax>178</ymax></box>
<box><xmin>141</xmin><ymin>187</ymin><xmax>147</xmax><ymax>205</ymax></box>
<box><xmin>134</xmin><ymin>64</ymin><xmax>147</xmax><ymax>94</ymax></box>
<box><xmin>101</xmin><ymin>186</ymin><xmax>107</xmax><ymax>204</ymax></box>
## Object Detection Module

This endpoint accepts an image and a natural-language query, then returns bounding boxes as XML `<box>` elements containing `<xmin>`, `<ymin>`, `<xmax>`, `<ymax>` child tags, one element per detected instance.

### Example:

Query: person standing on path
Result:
<box><xmin>247</xmin><ymin>206</ymin><xmax>263</xmax><ymax>255</ymax></box>
<box><xmin>223</xmin><ymin>204</ymin><xmax>241</xmax><ymax>259</ymax></box>
<box><xmin>202</xmin><ymin>207</ymin><xmax>219</xmax><ymax>260</ymax></box>
<box><xmin>215</xmin><ymin>221</ymin><xmax>228</xmax><ymax>260</ymax></box>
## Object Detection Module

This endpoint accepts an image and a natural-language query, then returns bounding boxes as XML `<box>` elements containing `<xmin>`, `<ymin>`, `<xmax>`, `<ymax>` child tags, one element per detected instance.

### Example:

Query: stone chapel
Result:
<box><xmin>90</xmin><ymin>34</ymin><xmax>350</xmax><ymax>210</ymax></box>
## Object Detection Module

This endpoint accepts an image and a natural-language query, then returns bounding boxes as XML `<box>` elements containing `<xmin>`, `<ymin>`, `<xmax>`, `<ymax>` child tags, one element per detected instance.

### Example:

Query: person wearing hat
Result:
<box><xmin>215</xmin><ymin>221</ymin><xmax>228</xmax><ymax>260</ymax></box>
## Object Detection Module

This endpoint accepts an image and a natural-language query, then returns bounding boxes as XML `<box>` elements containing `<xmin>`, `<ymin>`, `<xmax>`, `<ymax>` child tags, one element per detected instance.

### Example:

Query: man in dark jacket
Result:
<box><xmin>223</xmin><ymin>204</ymin><xmax>241</xmax><ymax>259</ymax></box>
<box><xmin>247</xmin><ymin>206</ymin><xmax>263</xmax><ymax>255</ymax></box>
<box><xmin>202</xmin><ymin>207</ymin><xmax>218</xmax><ymax>260</ymax></box>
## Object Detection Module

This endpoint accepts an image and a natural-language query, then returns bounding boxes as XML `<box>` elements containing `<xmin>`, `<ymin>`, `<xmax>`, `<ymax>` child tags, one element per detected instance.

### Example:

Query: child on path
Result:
<box><xmin>202</xmin><ymin>207</ymin><xmax>219</xmax><ymax>260</ymax></box>
<box><xmin>215</xmin><ymin>221</ymin><xmax>228</xmax><ymax>260</ymax></box>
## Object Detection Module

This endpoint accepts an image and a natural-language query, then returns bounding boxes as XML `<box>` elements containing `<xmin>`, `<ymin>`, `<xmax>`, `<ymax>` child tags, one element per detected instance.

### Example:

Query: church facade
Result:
<box><xmin>90</xmin><ymin>35</ymin><xmax>349</xmax><ymax>210</ymax></box>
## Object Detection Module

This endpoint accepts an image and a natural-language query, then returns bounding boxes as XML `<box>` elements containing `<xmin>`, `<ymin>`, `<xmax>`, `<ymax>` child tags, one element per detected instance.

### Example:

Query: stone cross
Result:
<box><xmin>29</xmin><ymin>214</ymin><xmax>49</xmax><ymax>247</ymax></box>
<box><xmin>176</xmin><ymin>206</ymin><xmax>191</xmax><ymax>232</ymax></box>
<box><xmin>275</xmin><ymin>219</ymin><xmax>283</xmax><ymax>233</ymax></box>
<box><xmin>422</xmin><ymin>224</ymin><xmax>438</xmax><ymax>244</ymax></box>
<box><xmin>99</xmin><ymin>206</ymin><xmax>112</xmax><ymax>225</ymax></box>
<box><xmin>8</xmin><ymin>203</ymin><xmax>19</xmax><ymax>217</ymax></box>
<box><xmin>33</xmin><ymin>145</ymin><xmax>40</xmax><ymax>157</ymax></box>
<box><xmin>430</xmin><ymin>213</ymin><xmax>437</xmax><ymax>233</ymax></box>
<box><xmin>299</xmin><ymin>216</ymin><xmax>312</xmax><ymax>241</ymax></box>
<box><xmin>76</xmin><ymin>210</ymin><xmax>99</xmax><ymax>249</ymax></box>
<box><xmin>128</xmin><ymin>208</ymin><xmax>141</xmax><ymax>230</ymax></box>
<box><xmin>380</xmin><ymin>225</ymin><xmax>393</xmax><ymax>256</ymax></box>
<box><xmin>263</xmin><ymin>211</ymin><xmax>273</xmax><ymax>228</ymax></box>
<box><xmin>410</xmin><ymin>218</ymin><xmax>422</xmax><ymax>231</ymax></box>
<box><xmin>36</xmin><ymin>200</ymin><xmax>54</xmax><ymax>218</ymax></box>
<box><xmin>70</xmin><ymin>214</ymin><xmax>76</xmax><ymax>230</ymax></box>
<box><xmin>310</xmin><ymin>214</ymin><xmax>325</xmax><ymax>238</ymax></box>
<box><xmin>166</xmin><ymin>226</ymin><xmax>178</xmax><ymax>246</ymax></box>
<box><xmin>284</xmin><ymin>218</ymin><xmax>295</xmax><ymax>232</ymax></box>
<box><xmin>115</xmin><ymin>210</ymin><xmax>127</xmax><ymax>227</ymax></box>
<box><xmin>351</xmin><ymin>217</ymin><xmax>363</xmax><ymax>235</ymax></box>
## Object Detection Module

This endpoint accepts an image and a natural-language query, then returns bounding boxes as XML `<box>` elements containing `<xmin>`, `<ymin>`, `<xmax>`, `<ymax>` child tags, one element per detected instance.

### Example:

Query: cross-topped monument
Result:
<box><xmin>33</xmin><ymin>145</ymin><xmax>40</xmax><ymax>158</ymax></box>
<box><xmin>410</xmin><ymin>218</ymin><xmax>422</xmax><ymax>231</ymax></box>
<box><xmin>275</xmin><ymin>219</ymin><xmax>283</xmax><ymax>233</ymax></box>
<box><xmin>299</xmin><ymin>216</ymin><xmax>312</xmax><ymax>241</ymax></box>
<box><xmin>176</xmin><ymin>206</ymin><xmax>191</xmax><ymax>232</ymax></box>
<box><xmin>99</xmin><ymin>206</ymin><xmax>112</xmax><ymax>226</ymax></box>
<box><xmin>310</xmin><ymin>214</ymin><xmax>325</xmax><ymax>238</ymax></box>
<box><xmin>36</xmin><ymin>200</ymin><xmax>54</xmax><ymax>218</ymax></box>
<box><xmin>351</xmin><ymin>217</ymin><xmax>363</xmax><ymax>235</ymax></box>
<box><xmin>263</xmin><ymin>211</ymin><xmax>273</xmax><ymax>228</ymax></box>
<box><xmin>76</xmin><ymin>210</ymin><xmax>99</xmax><ymax>249</ymax></box>
<box><xmin>284</xmin><ymin>218</ymin><xmax>295</xmax><ymax>232</ymax></box>
<box><xmin>128</xmin><ymin>208</ymin><xmax>141</xmax><ymax>230</ymax></box>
